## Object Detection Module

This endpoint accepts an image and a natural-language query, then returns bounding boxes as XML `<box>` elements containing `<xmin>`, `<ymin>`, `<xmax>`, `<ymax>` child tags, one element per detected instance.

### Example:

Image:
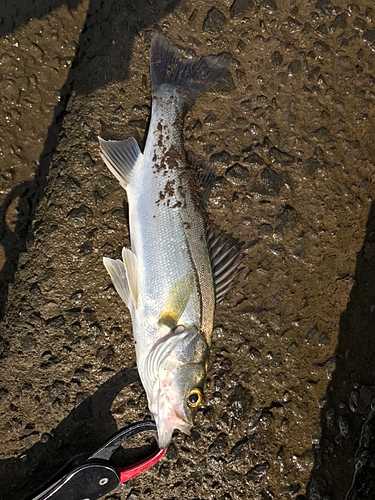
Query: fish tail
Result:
<box><xmin>150</xmin><ymin>33</ymin><xmax>231</xmax><ymax>111</ymax></box>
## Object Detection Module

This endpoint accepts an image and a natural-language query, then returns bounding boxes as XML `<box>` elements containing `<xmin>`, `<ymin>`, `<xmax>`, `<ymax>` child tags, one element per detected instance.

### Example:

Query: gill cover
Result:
<box><xmin>143</xmin><ymin>325</ymin><xmax>209</xmax><ymax>449</ymax></box>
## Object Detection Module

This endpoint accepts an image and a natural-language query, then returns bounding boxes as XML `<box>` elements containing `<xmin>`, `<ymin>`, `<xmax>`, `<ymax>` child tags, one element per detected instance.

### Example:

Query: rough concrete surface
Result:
<box><xmin>0</xmin><ymin>1</ymin><xmax>375</xmax><ymax>499</ymax></box>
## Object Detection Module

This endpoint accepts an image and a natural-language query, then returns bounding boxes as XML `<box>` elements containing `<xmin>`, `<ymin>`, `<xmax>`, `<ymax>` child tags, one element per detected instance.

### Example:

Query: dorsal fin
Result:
<box><xmin>187</xmin><ymin>151</ymin><xmax>217</xmax><ymax>206</ymax></box>
<box><xmin>206</xmin><ymin>221</ymin><xmax>245</xmax><ymax>304</ymax></box>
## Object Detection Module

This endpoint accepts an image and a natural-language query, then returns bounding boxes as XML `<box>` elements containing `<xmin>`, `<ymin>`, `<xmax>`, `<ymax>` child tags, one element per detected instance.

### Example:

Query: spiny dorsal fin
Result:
<box><xmin>99</xmin><ymin>136</ymin><xmax>143</xmax><ymax>189</ymax></box>
<box><xmin>206</xmin><ymin>221</ymin><xmax>245</xmax><ymax>304</ymax></box>
<box><xmin>158</xmin><ymin>274</ymin><xmax>195</xmax><ymax>328</ymax></box>
<box><xmin>103</xmin><ymin>257</ymin><xmax>136</xmax><ymax>312</ymax></box>
<box><xmin>187</xmin><ymin>151</ymin><xmax>217</xmax><ymax>206</ymax></box>
<box><xmin>122</xmin><ymin>248</ymin><xmax>138</xmax><ymax>308</ymax></box>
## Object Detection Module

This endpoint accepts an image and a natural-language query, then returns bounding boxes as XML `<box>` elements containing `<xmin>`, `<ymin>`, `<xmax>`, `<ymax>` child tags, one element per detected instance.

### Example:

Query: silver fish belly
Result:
<box><xmin>99</xmin><ymin>34</ymin><xmax>244</xmax><ymax>448</ymax></box>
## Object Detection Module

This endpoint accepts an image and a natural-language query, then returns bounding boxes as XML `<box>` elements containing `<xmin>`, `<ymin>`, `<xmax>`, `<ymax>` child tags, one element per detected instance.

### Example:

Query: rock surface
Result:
<box><xmin>1</xmin><ymin>1</ymin><xmax>375</xmax><ymax>499</ymax></box>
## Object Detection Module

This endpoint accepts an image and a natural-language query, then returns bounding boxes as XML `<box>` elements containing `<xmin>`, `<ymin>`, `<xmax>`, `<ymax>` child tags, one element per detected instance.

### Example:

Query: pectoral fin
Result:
<box><xmin>158</xmin><ymin>275</ymin><xmax>195</xmax><ymax>328</ymax></box>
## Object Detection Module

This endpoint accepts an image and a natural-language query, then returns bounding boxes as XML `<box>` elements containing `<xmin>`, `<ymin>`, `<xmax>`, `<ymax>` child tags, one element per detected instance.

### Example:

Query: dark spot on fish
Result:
<box><xmin>184</xmin><ymin>222</ymin><xmax>191</xmax><ymax>229</ymax></box>
<box><xmin>157</xmin><ymin>122</ymin><xmax>162</xmax><ymax>132</ymax></box>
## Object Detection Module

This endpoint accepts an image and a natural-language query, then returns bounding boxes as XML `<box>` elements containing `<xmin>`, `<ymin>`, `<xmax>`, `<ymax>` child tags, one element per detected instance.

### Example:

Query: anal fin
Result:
<box><xmin>99</xmin><ymin>137</ymin><xmax>143</xmax><ymax>189</ymax></box>
<box><xmin>207</xmin><ymin>221</ymin><xmax>246</xmax><ymax>304</ymax></box>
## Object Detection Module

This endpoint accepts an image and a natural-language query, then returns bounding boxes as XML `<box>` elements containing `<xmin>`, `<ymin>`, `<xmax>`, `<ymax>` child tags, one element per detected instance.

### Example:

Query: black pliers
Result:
<box><xmin>27</xmin><ymin>421</ymin><xmax>165</xmax><ymax>500</ymax></box>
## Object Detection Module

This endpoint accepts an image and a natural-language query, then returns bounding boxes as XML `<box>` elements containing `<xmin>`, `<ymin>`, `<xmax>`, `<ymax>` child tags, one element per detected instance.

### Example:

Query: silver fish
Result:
<box><xmin>99</xmin><ymin>34</ymin><xmax>244</xmax><ymax>449</ymax></box>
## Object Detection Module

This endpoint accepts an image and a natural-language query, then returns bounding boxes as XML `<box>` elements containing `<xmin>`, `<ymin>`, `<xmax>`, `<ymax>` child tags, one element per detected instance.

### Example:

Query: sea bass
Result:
<box><xmin>99</xmin><ymin>33</ymin><xmax>244</xmax><ymax>449</ymax></box>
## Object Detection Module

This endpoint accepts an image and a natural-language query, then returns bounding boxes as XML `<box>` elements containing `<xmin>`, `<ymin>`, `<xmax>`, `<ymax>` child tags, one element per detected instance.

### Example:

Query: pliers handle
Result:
<box><xmin>27</xmin><ymin>421</ymin><xmax>165</xmax><ymax>500</ymax></box>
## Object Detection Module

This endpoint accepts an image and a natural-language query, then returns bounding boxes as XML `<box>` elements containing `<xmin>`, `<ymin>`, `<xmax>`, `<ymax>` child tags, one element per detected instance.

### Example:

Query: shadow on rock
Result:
<box><xmin>0</xmin><ymin>368</ymin><xmax>141</xmax><ymax>500</ymax></box>
<box><xmin>307</xmin><ymin>202</ymin><xmax>375</xmax><ymax>500</ymax></box>
<box><xmin>0</xmin><ymin>0</ymin><xmax>181</xmax><ymax>324</ymax></box>
<box><xmin>0</xmin><ymin>0</ymin><xmax>80</xmax><ymax>38</ymax></box>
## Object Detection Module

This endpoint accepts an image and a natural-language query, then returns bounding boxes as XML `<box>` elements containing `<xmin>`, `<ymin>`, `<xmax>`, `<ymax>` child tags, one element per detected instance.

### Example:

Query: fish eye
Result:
<box><xmin>187</xmin><ymin>388</ymin><xmax>202</xmax><ymax>407</ymax></box>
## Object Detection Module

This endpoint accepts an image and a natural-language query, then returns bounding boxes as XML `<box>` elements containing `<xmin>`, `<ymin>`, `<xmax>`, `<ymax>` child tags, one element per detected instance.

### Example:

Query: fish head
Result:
<box><xmin>144</xmin><ymin>325</ymin><xmax>209</xmax><ymax>449</ymax></box>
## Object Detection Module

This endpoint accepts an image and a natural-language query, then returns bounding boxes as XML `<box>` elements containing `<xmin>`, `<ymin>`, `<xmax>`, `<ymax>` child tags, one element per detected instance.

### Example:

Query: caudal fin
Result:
<box><xmin>150</xmin><ymin>33</ymin><xmax>231</xmax><ymax>110</ymax></box>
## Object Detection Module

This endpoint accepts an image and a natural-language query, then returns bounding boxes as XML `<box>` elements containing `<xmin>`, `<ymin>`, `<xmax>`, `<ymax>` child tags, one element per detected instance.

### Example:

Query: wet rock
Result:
<box><xmin>246</xmin><ymin>462</ymin><xmax>270</xmax><ymax>483</ymax></box>
<box><xmin>271</xmin><ymin>50</ymin><xmax>282</xmax><ymax>66</ymax></box>
<box><xmin>250</xmin><ymin>167</ymin><xmax>289</xmax><ymax>198</ymax></box>
<box><xmin>128</xmin><ymin>119</ymin><xmax>147</xmax><ymax>130</ymax></box>
<box><xmin>0</xmin><ymin>388</ymin><xmax>9</xmax><ymax>402</ymax></box>
<box><xmin>303</xmin><ymin>157</ymin><xmax>320</xmax><ymax>177</ymax></box>
<box><xmin>95</xmin><ymin>176</ymin><xmax>115</xmax><ymax>199</ymax></box>
<box><xmin>226</xmin><ymin>164</ymin><xmax>249</xmax><ymax>184</ymax></box>
<box><xmin>66</xmin><ymin>177</ymin><xmax>80</xmax><ymax>197</ymax></box>
<box><xmin>313</xmin><ymin>127</ymin><xmax>328</xmax><ymax>140</ymax></box>
<box><xmin>354</xmin><ymin>18</ymin><xmax>366</xmax><ymax>31</ymax></box>
<box><xmin>230</xmin><ymin>0</ymin><xmax>254</xmax><ymax>19</ymax></box>
<box><xmin>309</xmin><ymin>475</ymin><xmax>329</xmax><ymax>500</ymax></box>
<box><xmin>203</xmin><ymin>7</ymin><xmax>227</xmax><ymax>34</ymax></box>
<box><xmin>96</xmin><ymin>345</ymin><xmax>114</xmax><ymax>365</ymax></box>
<box><xmin>330</xmin><ymin>13</ymin><xmax>347</xmax><ymax>32</ymax></box>
<box><xmin>296</xmin><ymin>449</ymin><xmax>314</xmax><ymax>471</ymax></box>
<box><xmin>288</xmin><ymin>59</ymin><xmax>301</xmax><ymax>75</ymax></box>
<box><xmin>325</xmin><ymin>407</ymin><xmax>335</xmax><ymax>427</ymax></box>
<box><xmin>287</xmin><ymin>17</ymin><xmax>302</xmax><ymax>30</ymax></box>
<box><xmin>338</xmin><ymin>415</ymin><xmax>350</xmax><ymax>437</ymax></box>
<box><xmin>228</xmin><ymin>437</ymin><xmax>249</xmax><ymax>463</ymax></box>
<box><xmin>337</xmin><ymin>30</ymin><xmax>357</xmax><ymax>47</ymax></box>
<box><xmin>71</xmin><ymin>290</ymin><xmax>83</xmax><ymax>302</ymax></box>
<box><xmin>166</xmin><ymin>443</ymin><xmax>178</xmax><ymax>461</ymax></box>
<box><xmin>46</xmin><ymin>315</ymin><xmax>65</xmax><ymax>329</ymax></box>
<box><xmin>315</xmin><ymin>0</ymin><xmax>332</xmax><ymax>16</ymax></box>
<box><xmin>313</xmin><ymin>41</ymin><xmax>330</xmax><ymax>53</ymax></box>
<box><xmin>259</xmin><ymin>224</ymin><xmax>272</xmax><ymax>236</ymax></box>
<box><xmin>275</xmin><ymin>206</ymin><xmax>296</xmax><ymax>237</ymax></box>
<box><xmin>227</xmin><ymin>384</ymin><xmax>253</xmax><ymax>419</ymax></box>
<box><xmin>79</xmin><ymin>241</ymin><xmax>92</xmax><ymax>256</ymax></box>
<box><xmin>363</xmin><ymin>28</ymin><xmax>375</xmax><ymax>49</ymax></box>
<box><xmin>209</xmin><ymin>433</ymin><xmax>228</xmax><ymax>454</ymax></box>
<box><xmin>205</xmin><ymin>113</ymin><xmax>217</xmax><ymax>124</ymax></box>
<box><xmin>215</xmin><ymin>72</ymin><xmax>235</xmax><ymax>94</ymax></box>
<box><xmin>258</xmin><ymin>0</ymin><xmax>277</xmax><ymax>12</ymax></box>
<box><xmin>305</xmin><ymin>326</ymin><xmax>318</xmax><ymax>342</ymax></box>
<box><xmin>68</xmin><ymin>205</ymin><xmax>91</xmax><ymax>228</ymax></box>
<box><xmin>315</xmin><ymin>24</ymin><xmax>328</xmax><ymax>36</ymax></box>
<box><xmin>19</xmin><ymin>334</ymin><xmax>36</xmax><ymax>351</ymax></box>
<box><xmin>83</xmin><ymin>152</ymin><xmax>95</xmax><ymax>168</ymax></box>
<box><xmin>269</xmin><ymin>147</ymin><xmax>294</xmax><ymax>166</ymax></box>
<box><xmin>210</xmin><ymin>150</ymin><xmax>231</xmax><ymax>165</ymax></box>
<box><xmin>244</xmin><ymin>152</ymin><xmax>263</xmax><ymax>165</ymax></box>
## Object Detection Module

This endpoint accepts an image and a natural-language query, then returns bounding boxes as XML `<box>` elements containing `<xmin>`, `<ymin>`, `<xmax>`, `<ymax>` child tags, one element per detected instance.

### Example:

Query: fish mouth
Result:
<box><xmin>174</xmin><ymin>409</ymin><xmax>192</xmax><ymax>426</ymax></box>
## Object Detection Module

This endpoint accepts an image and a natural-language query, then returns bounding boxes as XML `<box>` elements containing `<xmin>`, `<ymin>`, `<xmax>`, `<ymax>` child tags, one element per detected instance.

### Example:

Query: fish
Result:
<box><xmin>99</xmin><ymin>33</ymin><xmax>244</xmax><ymax>449</ymax></box>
